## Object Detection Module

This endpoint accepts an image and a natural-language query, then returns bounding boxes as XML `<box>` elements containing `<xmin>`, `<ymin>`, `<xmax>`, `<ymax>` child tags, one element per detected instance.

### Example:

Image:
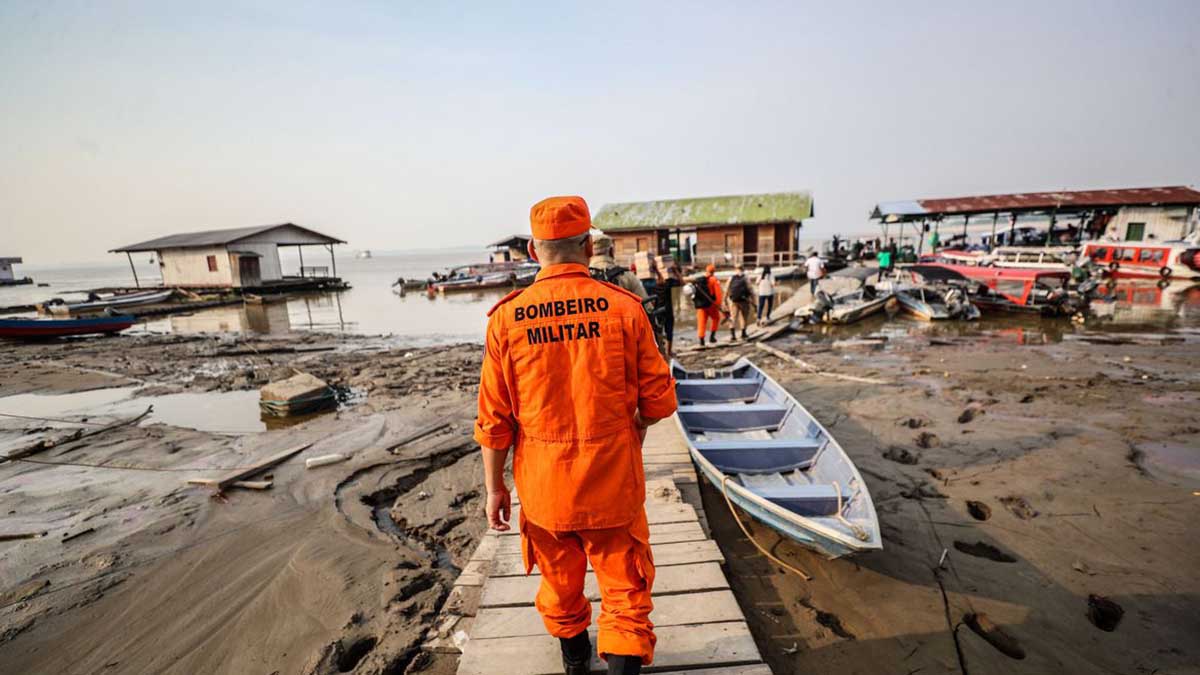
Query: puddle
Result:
<box><xmin>0</xmin><ymin>386</ymin><xmax>343</xmax><ymax>434</ymax></box>
<box><xmin>1132</xmin><ymin>440</ymin><xmax>1200</xmax><ymax>488</ymax></box>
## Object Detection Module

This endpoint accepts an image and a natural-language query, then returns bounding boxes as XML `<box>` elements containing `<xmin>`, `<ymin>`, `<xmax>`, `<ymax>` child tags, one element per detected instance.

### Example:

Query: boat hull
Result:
<box><xmin>0</xmin><ymin>316</ymin><xmax>136</xmax><ymax>339</ymax></box>
<box><xmin>673</xmin><ymin>358</ymin><xmax>882</xmax><ymax>559</ymax></box>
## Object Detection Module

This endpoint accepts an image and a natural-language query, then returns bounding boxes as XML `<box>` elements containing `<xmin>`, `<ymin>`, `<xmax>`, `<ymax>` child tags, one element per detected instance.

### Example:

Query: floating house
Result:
<box><xmin>111</xmin><ymin>223</ymin><xmax>345</xmax><ymax>289</ymax></box>
<box><xmin>0</xmin><ymin>257</ymin><xmax>31</xmax><ymax>286</ymax></box>
<box><xmin>487</xmin><ymin>235</ymin><xmax>531</xmax><ymax>263</ymax></box>
<box><xmin>871</xmin><ymin>186</ymin><xmax>1200</xmax><ymax>250</ymax></box>
<box><xmin>592</xmin><ymin>191</ymin><xmax>814</xmax><ymax>268</ymax></box>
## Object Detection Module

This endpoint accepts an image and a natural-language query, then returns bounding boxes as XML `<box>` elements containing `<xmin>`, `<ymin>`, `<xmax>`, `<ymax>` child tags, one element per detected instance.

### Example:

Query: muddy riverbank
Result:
<box><xmin>1</xmin><ymin>323</ymin><xmax>1197</xmax><ymax>674</ymax></box>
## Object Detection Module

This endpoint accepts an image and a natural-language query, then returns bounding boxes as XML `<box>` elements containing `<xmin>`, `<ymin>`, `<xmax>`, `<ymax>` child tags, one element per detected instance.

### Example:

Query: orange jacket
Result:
<box><xmin>474</xmin><ymin>262</ymin><xmax>677</xmax><ymax>531</ymax></box>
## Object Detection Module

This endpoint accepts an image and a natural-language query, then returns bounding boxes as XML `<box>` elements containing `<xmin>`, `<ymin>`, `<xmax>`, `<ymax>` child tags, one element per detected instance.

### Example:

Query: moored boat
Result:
<box><xmin>893</xmin><ymin>285</ymin><xmax>980</xmax><ymax>321</ymax></box>
<box><xmin>795</xmin><ymin>270</ymin><xmax>892</xmax><ymax>324</ymax></box>
<box><xmin>672</xmin><ymin>358</ymin><xmax>881</xmax><ymax>559</ymax></box>
<box><xmin>911</xmin><ymin>263</ymin><xmax>1083</xmax><ymax>316</ymax></box>
<box><xmin>43</xmin><ymin>289</ymin><xmax>175</xmax><ymax>315</ymax></box>
<box><xmin>0</xmin><ymin>314</ymin><xmax>136</xmax><ymax>339</ymax></box>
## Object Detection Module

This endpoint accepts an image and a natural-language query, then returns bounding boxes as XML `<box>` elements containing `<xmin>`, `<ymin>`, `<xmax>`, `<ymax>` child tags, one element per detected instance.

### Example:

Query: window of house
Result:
<box><xmin>636</xmin><ymin>238</ymin><xmax>646</xmax><ymax>252</ymax></box>
<box><xmin>206</xmin><ymin>255</ymin><xmax>218</xmax><ymax>272</ymax></box>
<box><xmin>724</xmin><ymin>234</ymin><xmax>735</xmax><ymax>253</ymax></box>
<box><xmin>1125</xmin><ymin>222</ymin><xmax>1145</xmax><ymax>241</ymax></box>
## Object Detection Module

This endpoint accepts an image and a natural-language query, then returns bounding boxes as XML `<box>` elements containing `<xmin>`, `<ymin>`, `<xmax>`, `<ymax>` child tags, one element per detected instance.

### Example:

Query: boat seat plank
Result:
<box><xmin>748</xmin><ymin>484</ymin><xmax>844</xmax><ymax>517</ymax></box>
<box><xmin>676</xmin><ymin>378</ymin><xmax>762</xmax><ymax>403</ymax></box>
<box><xmin>677</xmin><ymin>403</ymin><xmax>788</xmax><ymax>433</ymax></box>
<box><xmin>693</xmin><ymin>438</ymin><xmax>820</xmax><ymax>474</ymax></box>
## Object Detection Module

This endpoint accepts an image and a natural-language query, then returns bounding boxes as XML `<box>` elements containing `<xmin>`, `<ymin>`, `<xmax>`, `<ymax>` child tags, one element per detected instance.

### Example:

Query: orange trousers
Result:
<box><xmin>696</xmin><ymin>306</ymin><xmax>721</xmax><ymax>339</ymax></box>
<box><xmin>520</xmin><ymin>510</ymin><xmax>656</xmax><ymax>664</ymax></box>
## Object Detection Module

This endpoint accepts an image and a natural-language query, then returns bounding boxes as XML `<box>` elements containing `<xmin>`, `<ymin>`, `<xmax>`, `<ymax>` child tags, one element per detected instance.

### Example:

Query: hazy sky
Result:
<box><xmin>2</xmin><ymin>1</ymin><xmax>1198</xmax><ymax>263</ymax></box>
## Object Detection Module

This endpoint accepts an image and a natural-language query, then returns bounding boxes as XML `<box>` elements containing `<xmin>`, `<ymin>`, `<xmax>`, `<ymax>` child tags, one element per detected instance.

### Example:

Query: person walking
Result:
<box><xmin>804</xmin><ymin>249</ymin><xmax>826</xmax><ymax>296</ymax></box>
<box><xmin>876</xmin><ymin>246</ymin><xmax>893</xmax><ymax>282</ymax></box>
<box><xmin>475</xmin><ymin>196</ymin><xmax>677</xmax><ymax>675</ymax></box>
<box><xmin>689</xmin><ymin>264</ymin><xmax>723</xmax><ymax>345</ymax></box>
<box><xmin>652</xmin><ymin>263</ymin><xmax>682</xmax><ymax>356</ymax></box>
<box><xmin>756</xmin><ymin>265</ymin><xmax>775</xmax><ymax>325</ymax></box>
<box><xmin>589</xmin><ymin>233</ymin><xmax>648</xmax><ymax>300</ymax></box>
<box><xmin>723</xmin><ymin>264</ymin><xmax>752</xmax><ymax>340</ymax></box>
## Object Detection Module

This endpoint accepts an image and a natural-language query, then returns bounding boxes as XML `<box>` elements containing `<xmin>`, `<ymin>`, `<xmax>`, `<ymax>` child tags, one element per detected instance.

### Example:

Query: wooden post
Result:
<box><xmin>989</xmin><ymin>212</ymin><xmax>999</xmax><ymax>251</ymax></box>
<box><xmin>962</xmin><ymin>214</ymin><xmax>970</xmax><ymax>242</ymax></box>
<box><xmin>298</xmin><ymin>245</ymin><xmax>305</xmax><ymax>277</ymax></box>
<box><xmin>1046</xmin><ymin>208</ymin><xmax>1058</xmax><ymax>248</ymax></box>
<box><xmin>125</xmin><ymin>252</ymin><xmax>140</xmax><ymax>289</ymax></box>
<box><xmin>328</xmin><ymin>244</ymin><xmax>337</xmax><ymax>278</ymax></box>
<box><xmin>1008</xmin><ymin>213</ymin><xmax>1018</xmax><ymax>245</ymax></box>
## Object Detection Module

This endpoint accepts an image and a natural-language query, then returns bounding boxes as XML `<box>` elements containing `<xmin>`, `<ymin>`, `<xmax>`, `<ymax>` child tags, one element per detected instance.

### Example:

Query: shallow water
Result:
<box><xmin>0</xmin><ymin>387</ymin><xmax>283</xmax><ymax>433</ymax></box>
<box><xmin>1134</xmin><ymin>440</ymin><xmax>1200</xmax><ymax>488</ymax></box>
<box><xmin>5</xmin><ymin>256</ymin><xmax>1200</xmax><ymax>346</ymax></box>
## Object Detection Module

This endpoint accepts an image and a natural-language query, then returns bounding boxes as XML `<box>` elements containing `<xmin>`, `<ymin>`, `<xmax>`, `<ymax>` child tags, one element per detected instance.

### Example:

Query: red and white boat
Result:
<box><xmin>907</xmin><ymin>263</ymin><xmax>1082</xmax><ymax>316</ymax></box>
<box><xmin>1079</xmin><ymin>240</ymin><xmax>1200</xmax><ymax>281</ymax></box>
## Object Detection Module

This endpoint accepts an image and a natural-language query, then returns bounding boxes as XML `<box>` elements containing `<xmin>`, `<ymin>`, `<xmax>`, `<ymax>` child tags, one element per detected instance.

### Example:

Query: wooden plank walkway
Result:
<box><xmin>428</xmin><ymin>418</ymin><xmax>768</xmax><ymax>674</ymax></box>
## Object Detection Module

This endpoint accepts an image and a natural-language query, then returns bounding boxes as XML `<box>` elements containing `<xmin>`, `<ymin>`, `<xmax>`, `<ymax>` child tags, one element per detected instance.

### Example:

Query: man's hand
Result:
<box><xmin>487</xmin><ymin>487</ymin><xmax>512</xmax><ymax>531</ymax></box>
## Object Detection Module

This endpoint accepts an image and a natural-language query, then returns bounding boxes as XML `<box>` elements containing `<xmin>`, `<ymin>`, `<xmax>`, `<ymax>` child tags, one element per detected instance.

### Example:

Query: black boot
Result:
<box><xmin>730</xmin><ymin>328</ymin><xmax>737</xmax><ymax>340</ymax></box>
<box><xmin>741</xmin><ymin>329</ymin><xmax>748</xmax><ymax>340</ymax></box>
<box><xmin>560</xmin><ymin>632</ymin><xmax>591</xmax><ymax>675</ymax></box>
<box><xmin>607</xmin><ymin>654</ymin><xmax>642</xmax><ymax>674</ymax></box>
<box><xmin>708</xmin><ymin>332</ymin><xmax>718</xmax><ymax>344</ymax></box>
<box><xmin>698</xmin><ymin>335</ymin><xmax>706</xmax><ymax>347</ymax></box>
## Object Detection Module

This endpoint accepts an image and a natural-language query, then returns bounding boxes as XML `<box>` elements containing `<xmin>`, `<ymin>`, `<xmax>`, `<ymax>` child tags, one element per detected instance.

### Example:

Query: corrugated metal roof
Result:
<box><xmin>593</xmin><ymin>191</ymin><xmax>813</xmax><ymax>232</ymax></box>
<box><xmin>872</xmin><ymin>186</ymin><xmax>1200</xmax><ymax>220</ymax></box>
<box><xmin>111</xmin><ymin>223</ymin><xmax>345</xmax><ymax>253</ymax></box>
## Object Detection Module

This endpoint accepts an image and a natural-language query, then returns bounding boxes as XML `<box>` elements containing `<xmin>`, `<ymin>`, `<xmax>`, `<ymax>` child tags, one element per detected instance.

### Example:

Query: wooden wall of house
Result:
<box><xmin>609</xmin><ymin>232</ymin><xmax>657</xmax><ymax>265</ymax></box>
<box><xmin>1105</xmin><ymin>206</ymin><xmax>1196</xmax><ymax>242</ymax></box>
<box><xmin>158</xmin><ymin>246</ymin><xmax>235</xmax><ymax>288</ymax></box>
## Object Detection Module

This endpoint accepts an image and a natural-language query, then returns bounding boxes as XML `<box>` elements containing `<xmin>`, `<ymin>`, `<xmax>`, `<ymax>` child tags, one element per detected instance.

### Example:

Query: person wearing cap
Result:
<box><xmin>589</xmin><ymin>232</ymin><xmax>649</xmax><ymax>300</ymax></box>
<box><xmin>475</xmin><ymin>196</ymin><xmax>677</xmax><ymax>675</ymax></box>
<box><xmin>694</xmin><ymin>264</ymin><xmax>723</xmax><ymax>345</ymax></box>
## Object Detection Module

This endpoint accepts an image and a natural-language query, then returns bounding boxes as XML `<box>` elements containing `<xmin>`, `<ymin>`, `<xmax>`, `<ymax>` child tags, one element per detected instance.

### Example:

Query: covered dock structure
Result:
<box><xmin>870</xmin><ymin>185</ymin><xmax>1200</xmax><ymax>253</ymax></box>
<box><xmin>593</xmin><ymin>191</ymin><xmax>813</xmax><ymax>268</ymax></box>
<box><xmin>111</xmin><ymin>223</ymin><xmax>346</xmax><ymax>290</ymax></box>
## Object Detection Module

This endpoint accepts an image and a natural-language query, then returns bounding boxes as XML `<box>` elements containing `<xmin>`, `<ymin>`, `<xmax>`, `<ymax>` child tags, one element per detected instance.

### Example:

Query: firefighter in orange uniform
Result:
<box><xmin>475</xmin><ymin>196</ymin><xmax>677</xmax><ymax>675</ymax></box>
<box><xmin>696</xmin><ymin>263</ymin><xmax>723</xmax><ymax>344</ymax></box>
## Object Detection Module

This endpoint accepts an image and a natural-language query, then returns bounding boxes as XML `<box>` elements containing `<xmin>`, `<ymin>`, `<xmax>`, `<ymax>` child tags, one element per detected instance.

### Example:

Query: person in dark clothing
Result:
<box><xmin>652</xmin><ymin>264</ymin><xmax>682</xmax><ymax>355</ymax></box>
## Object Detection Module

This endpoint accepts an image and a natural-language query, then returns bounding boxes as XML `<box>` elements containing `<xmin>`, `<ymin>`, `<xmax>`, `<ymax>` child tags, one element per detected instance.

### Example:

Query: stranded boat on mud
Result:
<box><xmin>0</xmin><ymin>314</ymin><xmax>136</xmax><ymax>339</ymax></box>
<box><xmin>42</xmin><ymin>289</ymin><xmax>175</xmax><ymax>315</ymax></box>
<box><xmin>795</xmin><ymin>269</ymin><xmax>892</xmax><ymax>325</ymax></box>
<box><xmin>672</xmin><ymin>358</ymin><xmax>881</xmax><ymax>559</ymax></box>
<box><xmin>911</xmin><ymin>263</ymin><xmax>1084</xmax><ymax>316</ymax></box>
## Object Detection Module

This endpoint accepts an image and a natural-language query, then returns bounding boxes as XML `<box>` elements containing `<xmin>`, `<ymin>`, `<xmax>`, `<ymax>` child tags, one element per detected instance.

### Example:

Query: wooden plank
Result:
<box><xmin>472</xmin><ymin>590</ymin><xmax>744</xmax><ymax>639</ymax></box>
<box><xmin>386</xmin><ymin>421</ymin><xmax>454</xmax><ymax>453</ymax></box>
<box><xmin>754</xmin><ymin>342</ymin><xmax>888</xmax><ymax>385</ymax></box>
<box><xmin>203</xmin><ymin>442</ymin><xmax>312</xmax><ymax>491</ymax></box>
<box><xmin>1</xmin><ymin>405</ymin><xmax>154</xmax><ymax>464</ymax></box>
<box><xmin>457</xmin><ymin>621</ymin><xmax>760</xmax><ymax>675</ymax></box>
<box><xmin>495</xmin><ymin>521</ymin><xmax>706</xmax><ymax>556</ymax></box>
<box><xmin>479</xmin><ymin>562</ymin><xmax>729</xmax><ymax>607</ymax></box>
<box><xmin>186</xmin><ymin>479</ymin><xmax>273</xmax><ymax>490</ymax></box>
<box><xmin>0</xmin><ymin>531</ymin><xmax>46</xmax><ymax>542</ymax></box>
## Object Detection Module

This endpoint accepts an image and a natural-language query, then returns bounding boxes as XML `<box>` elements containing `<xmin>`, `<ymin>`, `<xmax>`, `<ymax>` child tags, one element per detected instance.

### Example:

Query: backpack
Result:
<box><xmin>589</xmin><ymin>265</ymin><xmax>627</xmax><ymax>285</ymax></box>
<box><xmin>689</xmin><ymin>280</ymin><xmax>714</xmax><ymax>309</ymax></box>
<box><xmin>727</xmin><ymin>274</ymin><xmax>750</xmax><ymax>302</ymax></box>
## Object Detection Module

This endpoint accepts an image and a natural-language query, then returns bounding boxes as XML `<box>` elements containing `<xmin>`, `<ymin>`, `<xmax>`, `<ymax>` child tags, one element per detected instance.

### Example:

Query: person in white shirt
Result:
<box><xmin>756</xmin><ymin>265</ymin><xmax>776</xmax><ymax>325</ymax></box>
<box><xmin>804</xmin><ymin>251</ymin><xmax>826</xmax><ymax>295</ymax></box>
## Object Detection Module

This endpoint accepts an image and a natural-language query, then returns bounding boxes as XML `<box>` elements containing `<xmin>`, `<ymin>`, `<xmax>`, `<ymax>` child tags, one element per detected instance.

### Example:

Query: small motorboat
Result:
<box><xmin>887</xmin><ymin>271</ymin><xmax>980</xmax><ymax>321</ymax></box>
<box><xmin>0</xmin><ymin>314</ymin><xmax>136</xmax><ymax>339</ymax></box>
<box><xmin>430</xmin><ymin>271</ymin><xmax>514</xmax><ymax>293</ymax></box>
<box><xmin>910</xmin><ymin>263</ymin><xmax>1084</xmax><ymax>316</ymax></box>
<box><xmin>43</xmin><ymin>289</ymin><xmax>175</xmax><ymax>315</ymax></box>
<box><xmin>796</xmin><ymin>272</ymin><xmax>892</xmax><ymax>324</ymax></box>
<box><xmin>672</xmin><ymin>358</ymin><xmax>881</xmax><ymax>559</ymax></box>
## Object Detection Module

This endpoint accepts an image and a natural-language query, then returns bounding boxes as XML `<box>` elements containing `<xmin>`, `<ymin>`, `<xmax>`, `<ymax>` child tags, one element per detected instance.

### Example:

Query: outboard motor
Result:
<box><xmin>944</xmin><ymin>287</ymin><xmax>969</xmax><ymax>318</ymax></box>
<box><xmin>810</xmin><ymin>290</ymin><xmax>833</xmax><ymax>323</ymax></box>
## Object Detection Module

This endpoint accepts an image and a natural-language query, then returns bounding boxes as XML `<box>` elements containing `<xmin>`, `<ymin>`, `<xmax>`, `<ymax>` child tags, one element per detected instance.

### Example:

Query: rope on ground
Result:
<box><xmin>719</xmin><ymin>474</ymin><xmax>812</xmax><ymax>581</ymax></box>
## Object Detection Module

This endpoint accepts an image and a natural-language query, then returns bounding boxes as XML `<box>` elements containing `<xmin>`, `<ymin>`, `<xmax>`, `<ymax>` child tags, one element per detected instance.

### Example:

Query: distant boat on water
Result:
<box><xmin>356</xmin><ymin>250</ymin><xmax>372</xmax><ymax>259</ymax></box>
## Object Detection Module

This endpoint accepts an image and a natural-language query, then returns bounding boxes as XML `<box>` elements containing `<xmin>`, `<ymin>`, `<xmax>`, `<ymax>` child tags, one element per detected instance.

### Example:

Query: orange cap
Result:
<box><xmin>705</xmin><ymin>264</ymin><xmax>716</xmax><ymax>274</ymax></box>
<box><xmin>530</xmin><ymin>196</ymin><xmax>591</xmax><ymax>240</ymax></box>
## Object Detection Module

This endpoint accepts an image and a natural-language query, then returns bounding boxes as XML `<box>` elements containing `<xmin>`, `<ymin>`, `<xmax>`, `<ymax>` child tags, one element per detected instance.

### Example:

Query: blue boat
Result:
<box><xmin>0</xmin><ymin>314</ymin><xmax>136</xmax><ymax>339</ymax></box>
<box><xmin>672</xmin><ymin>358</ymin><xmax>882</xmax><ymax>559</ymax></box>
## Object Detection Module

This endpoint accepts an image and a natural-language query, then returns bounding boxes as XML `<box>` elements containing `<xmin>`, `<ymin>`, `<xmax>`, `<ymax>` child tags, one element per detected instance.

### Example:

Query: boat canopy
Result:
<box><xmin>907</xmin><ymin>264</ymin><xmax>972</xmax><ymax>283</ymax></box>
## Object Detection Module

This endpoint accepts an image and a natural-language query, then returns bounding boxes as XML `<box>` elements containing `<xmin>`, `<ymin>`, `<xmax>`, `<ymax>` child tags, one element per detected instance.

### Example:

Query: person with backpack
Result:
<box><xmin>686</xmin><ymin>264</ymin><xmax>722</xmax><ymax>345</ymax></box>
<box><xmin>589</xmin><ymin>233</ymin><xmax>648</xmax><ymax>300</ymax></box>
<box><xmin>723</xmin><ymin>264</ymin><xmax>752</xmax><ymax>340</ymax></box>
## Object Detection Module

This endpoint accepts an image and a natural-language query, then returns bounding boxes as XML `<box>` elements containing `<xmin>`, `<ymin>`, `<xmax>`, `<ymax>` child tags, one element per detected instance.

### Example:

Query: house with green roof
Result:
<box><xmin>592</xmin><ymin>191</ymin><xmax>813</xmax><ymax>268</ymax></box>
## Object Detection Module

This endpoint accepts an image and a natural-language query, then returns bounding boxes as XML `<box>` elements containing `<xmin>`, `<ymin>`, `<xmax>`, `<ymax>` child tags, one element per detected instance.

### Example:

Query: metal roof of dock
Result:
<box><xmin>871</xmin><ymin>186</ymin><xmax>1200</xmax><ymax>222</ymax></box>
<box><xmin>594</xmin><ymin>191</ymin><xmax>813</xmax><ymax>232</ymax></box>
<box><xmin>487</xmin><ymin>234</ymin><xmax>531</xmax><ymax>248</ymax></box>
<box><xmin>111</xmin><ymin>223</ymin><xmax>346</xmax><ymax>252</ymax></box>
